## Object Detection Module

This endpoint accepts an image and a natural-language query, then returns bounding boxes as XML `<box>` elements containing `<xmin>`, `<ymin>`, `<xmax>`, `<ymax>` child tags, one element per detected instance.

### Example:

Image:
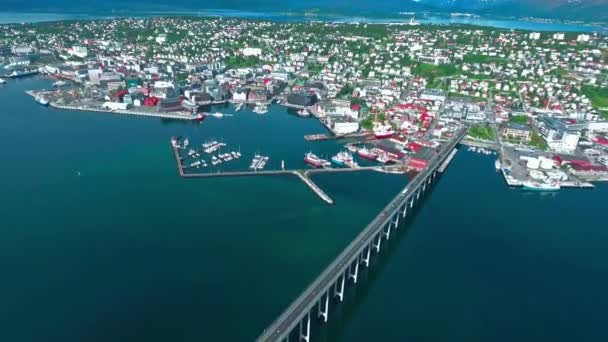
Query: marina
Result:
<box><xmin>171</xmin><ymin>136</ymin><xmax>407</xmax><ymax>204</ymax></box>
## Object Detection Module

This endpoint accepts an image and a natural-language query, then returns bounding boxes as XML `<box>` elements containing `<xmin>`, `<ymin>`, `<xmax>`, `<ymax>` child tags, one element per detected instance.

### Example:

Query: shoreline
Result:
<box><xmin>0</xmin><ymin>11</ymin><xmax>603</xmax><ymax>33</ymax></box>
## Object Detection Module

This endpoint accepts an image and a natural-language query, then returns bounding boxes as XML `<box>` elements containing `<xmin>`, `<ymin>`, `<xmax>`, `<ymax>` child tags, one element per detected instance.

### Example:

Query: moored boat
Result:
<box><xmin>373</xmin><ymin>124</ymin><xmax>395</xmax><ymax>139</ymax></box>
<box><xmin>35</xmin><ymin>95</ymin><xmax>49</xmax><ymax>106</ymax></box>
<box><xmin>522</xmin><ymin>181</ymin><xmax>560</xmax><ymax>191</ymax></box>
<box><xmin>331</xmin><ymin>150</ymin><xmax>353</xmax><ymax>166</ymax></box>
<box><xmin>357</xmin><ymin>147</ymin><xmax>377</xmax><ymax>161</ymax></box>
<box><xmin>7</xmin><ymin>69</ymin><xmax>39</xmax><ymax>78</ymax></box>
<box><xmin>194</xmin><ymin>113</ymin><xmax>206</xmax><ymax>121</ymax></box>
<box><xmin>297</xmin><ymin>109</ymin><xmax>310</xmax><ymax>117</ymax></box>
<box><xmin>304</xmin><ymin>152</ymin><xmax>330</xmax><ymax>168</ymax></box>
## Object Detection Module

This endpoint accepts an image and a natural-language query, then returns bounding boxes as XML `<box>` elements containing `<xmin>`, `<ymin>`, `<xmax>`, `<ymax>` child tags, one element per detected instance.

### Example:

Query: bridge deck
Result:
<box><xmin>256</xmin><ymin>128</ymin><xmax>467</xmax><ymax>341</ymax></box>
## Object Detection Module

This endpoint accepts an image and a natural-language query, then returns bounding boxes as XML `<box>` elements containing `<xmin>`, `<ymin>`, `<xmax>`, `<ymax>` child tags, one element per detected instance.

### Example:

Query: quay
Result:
<box><xmin>25</xmin><ymin>90</ymin><xmax>197</xmax><ymax>120</ymax></box>
<box><xmin>438</xmin><ymin>148</ymin><xmax>458</xmax><ymax>173</ymax></box>
<box><xmin>461</xmin><ymin>139</ymin><xmax>500</xmax><ymax>151</ymax></box>
<box><xmin>255</xmin><ymin>127</ymin><xmax>468</xmax><ymax>342</ymax></box>
<box><xmin>304</xmin><ymin>132</ymin><xmax>370</xmax><ymax>142</ymax></box>
<box><xmin>49</xmin><ymin>102</ymin><xmax>197</xmax><ymax>120</ymax></box>
<box><xmin>500</xmin><ymin>168</ymin><xmax>594</xmax><ymax>189</ymax></box>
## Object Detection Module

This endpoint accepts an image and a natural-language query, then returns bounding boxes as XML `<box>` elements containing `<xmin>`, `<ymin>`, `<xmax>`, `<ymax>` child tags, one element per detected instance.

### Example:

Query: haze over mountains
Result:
<box><xmin>2</xmin><ymin>0</ymin><xmax>606</xmax><ymax>22</ymax></box>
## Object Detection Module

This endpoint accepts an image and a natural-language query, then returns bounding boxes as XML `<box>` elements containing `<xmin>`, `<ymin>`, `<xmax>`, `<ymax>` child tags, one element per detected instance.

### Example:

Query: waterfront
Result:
<box><xmin>2</xmin><ymin>77</ymin><xmax>608</xmax><ymax>342</ymax></box>
<box><xmin>0</xmin><ymin>10</ymin><xmax>603</xmax><ymax>32</ymax></box>
<box><xmin>0</xmin><ymin>77</ymin><xmax>408</xmax><ymax>341</ymax></box>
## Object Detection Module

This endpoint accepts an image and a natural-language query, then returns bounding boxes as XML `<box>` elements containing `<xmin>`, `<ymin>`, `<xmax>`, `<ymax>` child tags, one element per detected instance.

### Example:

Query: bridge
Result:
<box><xmin>255</xmin><ymin>127</ymin><xmax>468</xmax><ymax>342</ymax></box>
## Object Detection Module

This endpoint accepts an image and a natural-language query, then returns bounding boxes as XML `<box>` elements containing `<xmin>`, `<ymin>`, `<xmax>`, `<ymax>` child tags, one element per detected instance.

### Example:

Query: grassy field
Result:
<box><xmin>463</xmin><ymin>54</ymin><xmax>506</xmax><ymax>64</ymax></box>
<box><xmin>509</xmin><ymin>115</ymin><xmax>529</xmax><ymax>124</ymax></box>
<box><xmin>582</xmin><ymin>85</ymin><xmax>608</xmax><ymax>108</ymax></box>
<box><xmin>467</xmin><ymin>124</ymin><xmax>496</xmax><ymax>141</ymax></box>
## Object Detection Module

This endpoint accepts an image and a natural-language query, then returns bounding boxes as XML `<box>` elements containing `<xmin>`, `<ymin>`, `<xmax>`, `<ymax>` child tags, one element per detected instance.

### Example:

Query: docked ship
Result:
<box><xmin>7</xmin><ymin>69</ymin><xmax>39</xmax><ymax>78</ymax></box>
<box><xmin>253</xmin><ymin>104</ymin><xmax>268</xmax><ymax>114</ymax></box>
<box><xmin>35</xmin><ymin>95</ymin><xmax>49</xmax><ymax>106</ymax></box>
<box><xmin>522</xmin><ymin>181</ymin><xmax>560</xmax><ymax>191</ymax></box>
<box><xmin>357</xmin><ymin>147</ymin><xmax>378</xmax><ymax>161</ymax></box>
<box><xmin>297</xmin><ymin>109</ymin><xmax>311</xmax><ymax>117</ymax></box>
<box><xmin>193</xmin><ymin>113</ymin><xmax>206</xmax><ymax>121</ymax></box>
<box><xmin>377</xmin><ymin>154</ymin><xmax>392</xmax><ymax>164</ymax></box>
<box><xmin>304</xmin><ymin>152</ymin><xmax>330</xmax><ymax>168</ymax></box>
<box><xmin>331</xmin><ymin>151</ymin><xmax>353</xmax><ymax>166</ymax></box>
<box><xmin>373</xmin><ymin>125</ymin><xmax>395</xmax><ymax>139</ymax></box>
<box><xmin>210</xmin><ymin>112</ymin><xmax>224</xmax><ymax>118</ymax></box>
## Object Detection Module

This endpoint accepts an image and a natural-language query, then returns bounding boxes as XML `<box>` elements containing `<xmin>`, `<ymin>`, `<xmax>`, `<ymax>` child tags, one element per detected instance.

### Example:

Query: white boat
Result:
<box><xmin>253</xmin><ymin>104</ymin><xmax>268</xmax><ymax>114</ymax></box>
<box><xmin>211</xmin><ymin>112</ymin><xmax>224</xmax><ymax>118</ymax></box>
<box><xmin>235</xmin><ymin>103</ymin><xmax>244</xmax><ymax>112</ymax></box>
<box><xmin>35</xmin><ymin>95</ymin><xmax>49</xmax><ymax>106</ymax></box>
<box><xmin>495</xmin><ymin>159</ymin><xmax>501</xmax><ymax>170</ymax></box>
<box><xmin>53</xmin><ymin>80</ymin><xmax>68</xmax><ymax>87</ymax></box>
<box><xmin>0</xmin><ymin>78</ymin><xmax>6</xmax><ymax>84</ymax></box>
<box><xmin>297</xmin><ymin>109</ymin><xmax>310</xmax><ymax>117</ymax></box>
<box><xmin>522</xmin><ymin>181</ymin><xmax>560</xmax><ymax>191</ymax></box>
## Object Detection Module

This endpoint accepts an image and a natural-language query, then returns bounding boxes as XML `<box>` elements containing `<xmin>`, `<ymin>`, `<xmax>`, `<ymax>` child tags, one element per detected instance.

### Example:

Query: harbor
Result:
<box><xmin>171</xmin><ymin>137</ymin><xmax>407</xmax><ymax>205</ymax></box>
<box><xmin>496</xmin><ymin>145</ymin><xmax>595</xmax><ymax>190</ymax></box>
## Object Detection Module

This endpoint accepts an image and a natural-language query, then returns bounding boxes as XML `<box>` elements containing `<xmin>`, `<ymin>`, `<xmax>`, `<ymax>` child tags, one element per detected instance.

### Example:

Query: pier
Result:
<box><xmin>170</xmin><ymin>141</ymin><xmax>404</xmax><ymax>204</ymax></box>
<box><xmin>255</xmin><ymin>127</ymin><xmax>468</xmax><ymax>342</ymax></box>
<box><xmin>295</xmin><ymin>172</ymin><xmax>334</xmax><ymax>205</ymax></box>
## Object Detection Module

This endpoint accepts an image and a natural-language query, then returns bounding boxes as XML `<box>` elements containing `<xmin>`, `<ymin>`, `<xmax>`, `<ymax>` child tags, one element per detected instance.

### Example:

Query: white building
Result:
<box><xmin>529</xmin><ymin>32</ymin><xmax>541</xmax><ymax>40</ymax></box>
<box><xmin>156</xmin><ymin>34</ymin><xmax>167</xmax><ymax>44</ymax></box>
<box><xmin>68</xmin><ymin>46</ymin><xmax>88</xmax><ymax>58</ymax></box>
<box><xmin>333</xmin><ymin>121</ymin><xmax>359</xmax><ymax>134</ymax></box>
<box><xmin>548</xmin><ymin>132</ymin><xmax>580</xmax><ymax>153</ymax></box>
<box><xmin>242</xmin><ymin>47</ymin><xmax>262</xmax><ymax>57</ymax></box>
<box><xmin>577</xmin><ymin>34</ymin><xmax>591</xmax><ymax>42</ymax></box>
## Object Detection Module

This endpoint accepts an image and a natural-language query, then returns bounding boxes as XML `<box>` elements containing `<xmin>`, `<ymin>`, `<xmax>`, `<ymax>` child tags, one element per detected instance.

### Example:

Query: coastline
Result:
<box><xmin>0</xmin><ymin>10</ymin><xmax>603</xmax><ymax>33</ymax></box>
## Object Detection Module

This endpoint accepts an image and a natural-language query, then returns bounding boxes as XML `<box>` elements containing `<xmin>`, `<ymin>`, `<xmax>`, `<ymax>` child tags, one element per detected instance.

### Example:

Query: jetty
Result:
<box><xmin>170</xmin><ymin>139</ymin><xmax>404</xmax><ymax>204</ymax></box>
<box><xmin>295</xmin><ymin>171</ymin><xmax>334</xmax><ymax>205</ymax></box>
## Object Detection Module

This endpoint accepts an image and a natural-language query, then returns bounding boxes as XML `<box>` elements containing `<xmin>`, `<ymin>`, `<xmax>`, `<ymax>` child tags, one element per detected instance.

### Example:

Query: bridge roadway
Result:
<box><xmin>256</xmin><ymin>128</ymin><xmax>467</xmax><ymax>342</ymax></box>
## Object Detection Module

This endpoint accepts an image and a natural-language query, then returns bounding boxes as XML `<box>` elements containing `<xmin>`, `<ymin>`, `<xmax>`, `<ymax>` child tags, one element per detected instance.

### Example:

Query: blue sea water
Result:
<box><xmin>2</xmin><ymin>73</ymin><xmax>608</xmax><ymax>341</ymax></box>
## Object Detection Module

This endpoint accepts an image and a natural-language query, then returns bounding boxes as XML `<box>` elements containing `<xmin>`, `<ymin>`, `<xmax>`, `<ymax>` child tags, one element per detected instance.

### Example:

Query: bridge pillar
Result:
<box><xmin>317</xmin><ymin>291</ymin><xmax>329</xmax><ymax>323</ymax></box>
<box><xmin>402</xmin><ymin>204</ymin><xmax>407</xmax><ymax>218</ymax></box>
<box><xmin>393</xmin><ymin>213</ymin><xmax>400</xmax><ymax>228</ymax></box>
<box><xmin>410</xmin><ymin>198</ymin><xmax>415</xmax><ymax>209</ymax></box>
<box><xmin>374</xmin><ymin>233</ymin><xmax>382</xmax><ymax>252</ymax></box>
<box><xmin>384</xmin><ymin>222</ymin><xmax>391</xmax><ymax>241</ymax></box>
<box><xmin>299</xmin><ymin>312</ymin><xmax>310</xmax><ymax>342</ymax></box>
<box><xmin>423</xmin><ymin>182</ymin><xmax>426</xmax><ymax>192</ymax></box>
<box><xmin>428</xmin><ymin>176</ymin><xmax>432</xmax><ymax>185</ymax></box>
<box><xmin>362</xmin><ymin>244</ymin><xmax>371</xmax><ymax>267</ymax></box>
<box><xmin>416</xmin><ymin>189</ymin><xmax>421</xmax><ymax>200</ymax></box>
<box><xmin>349</xmin><ymin>257</ymin><xmax>360</xmax><ymax>284</ymax></box>
<box><xmin>334</xmin><ymin>274</ymin><xmax>345</xmax><ymax>302</ymax></box>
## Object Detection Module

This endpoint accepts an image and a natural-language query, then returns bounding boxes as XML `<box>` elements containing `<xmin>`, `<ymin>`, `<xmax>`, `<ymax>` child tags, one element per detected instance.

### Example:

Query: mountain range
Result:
<box><xmin>1</xmin><ymin>0</ymin><xmax>607</xmax><ymax>22</ymax></box>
